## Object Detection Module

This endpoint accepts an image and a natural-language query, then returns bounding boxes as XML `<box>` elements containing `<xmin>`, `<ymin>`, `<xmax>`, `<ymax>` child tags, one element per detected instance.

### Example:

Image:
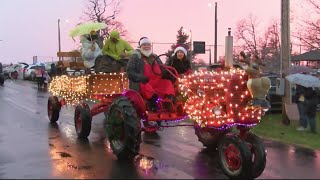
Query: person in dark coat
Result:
<box><xmin>166</xmin><ymin>46</ymin><xmax>192</xmax><ymax>76</ymax></box>
<box><xmin>50</xmin><ymin>63</ymin><xmax>57</xmax><ymax>77</ymax></box>
<box><xmin>126</xmin><ymin>37</ymin><xmax>175</xmax><ymax>111</ymax></box>
<box><xmin>305</xmin><ymin>87</ymin><xmax>318</xmax><ymax>133</ymax></box>
<box><xmin>295</xmin><ymin>84</ymin><xmax>308</xmax><ymax>131</ymax></box>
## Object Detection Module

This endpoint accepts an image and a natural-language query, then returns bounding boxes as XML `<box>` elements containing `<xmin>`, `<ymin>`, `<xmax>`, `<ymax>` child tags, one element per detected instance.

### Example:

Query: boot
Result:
<box><xmin>148</xmin><ymin>93</ymin><xmax>159</xmax><ymax>112</ymax></box>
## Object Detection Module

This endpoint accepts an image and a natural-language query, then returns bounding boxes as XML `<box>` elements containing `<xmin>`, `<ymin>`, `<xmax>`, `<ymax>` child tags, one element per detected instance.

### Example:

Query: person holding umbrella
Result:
<box><xmin>80</xmin><ymin>30</ymin><xmax>103</xmax><ymax>70</ymax></box>
<box><xmin>286</xmin><ymin>73</ymin><xmax>320</xmax><ymax>131</ymax></box>
<box><xmin>305</xmin><ymin>87</ymin><xmax>318</xmax><ymax>133</ymax></box>
<box><xmin>295</xmin><ymin>84</ymin><xmax>308</xmax><ymax>131</ymax></box>
<box><xmin>69</xmin><ymin>22</ymin><xmax>106</xmax><ymax>71</ymax></box>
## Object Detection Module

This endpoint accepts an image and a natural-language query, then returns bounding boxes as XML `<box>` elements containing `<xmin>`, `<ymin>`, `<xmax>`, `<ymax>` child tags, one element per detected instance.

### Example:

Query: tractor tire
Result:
<box><xmin>74</xmin><ymin>103</ymin><xmax>92</xmax><ymax>139</ymax></box>
<box><xmin>194</xmin><ymin>124</ymin><xmax>229</xmax><ymax>149</ymax></box>
<box><xmin>105</xmin><ymin>97</ymin><xmax>141</xmax><ymax>160</ymax></box>
<box><xmin>245</xmin><ymin>132</ymin><xmax>267</xmax><ymax>179</ymax></box>
<box><xmin>218</xmin><ymin>133</ymin><xmax>253</xmax><ymax>179</ymax></box>
<box><xmin>47</xmin><ymin>96</ymin><xmax>61</xmax><ymax>122</ymax></box>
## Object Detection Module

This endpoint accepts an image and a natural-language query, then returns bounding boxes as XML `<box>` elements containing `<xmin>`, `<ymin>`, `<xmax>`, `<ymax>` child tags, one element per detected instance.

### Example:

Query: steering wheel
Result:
<box><xmin>152</xmin><ymin>54</ymin><xmax>179</xmax><ymax>79</ymax></box>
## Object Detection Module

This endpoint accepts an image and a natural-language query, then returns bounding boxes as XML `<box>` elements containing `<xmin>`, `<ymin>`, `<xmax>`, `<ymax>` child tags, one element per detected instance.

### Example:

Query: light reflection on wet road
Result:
<box><xmin>0</xmin><ymin>80</ymin><xmax>319</xmax><ymax>179</ymax></box>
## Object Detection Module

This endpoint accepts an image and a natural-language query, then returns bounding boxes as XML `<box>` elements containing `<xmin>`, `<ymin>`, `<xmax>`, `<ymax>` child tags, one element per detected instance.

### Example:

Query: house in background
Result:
<box><xmin>291</xmin><ymin>50</ymin><xmax>320</xmax><ymax>70</ymax></box>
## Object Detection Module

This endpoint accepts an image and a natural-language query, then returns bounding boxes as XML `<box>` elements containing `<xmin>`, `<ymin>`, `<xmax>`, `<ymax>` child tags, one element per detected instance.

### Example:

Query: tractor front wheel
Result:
<box><xmin>105</xmin><ymin>97</ymin><xmax>141</xmax><ymax>160</ymax></box>
<box><xmin>74</xmin><ymin>103</ymin><xmax>92</xmax><ymax>139</ymax></box>
<box><xmin>245</xmin><ymin>132</ymin><xmax>267</xmax><ymax>179</ymax></box>
<box><xmin>218</xmin><ymin>133</ymin><xmax>252</xmax><ymax>179</ymax></box>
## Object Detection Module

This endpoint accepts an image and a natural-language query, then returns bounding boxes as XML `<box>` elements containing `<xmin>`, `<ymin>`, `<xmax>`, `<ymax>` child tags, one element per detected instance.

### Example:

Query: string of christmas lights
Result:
<box><xmin>178</xmin><ymin>69</ymin><xmax>263</xmax><ymax>129</ymax></box>
<box><xmin>48</xmin><ymin>72</ymin><xmax>128</xmax><ymax>105</ymax></box>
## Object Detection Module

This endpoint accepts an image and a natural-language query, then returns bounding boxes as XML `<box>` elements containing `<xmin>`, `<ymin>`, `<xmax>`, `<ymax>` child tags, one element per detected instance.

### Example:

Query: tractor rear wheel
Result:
<box><xmin>74</xmin><ymin>103</ymin><xmax>92</xmax><ymax>139</ymax></box>
<box><xmin>47</xmin><ymin>96</ymin><xmax>61</xmax><ymax>122</ymax></box>
<box><xmin>106</xmin><ymin>97</ymin><xmax>141</xmax><ymax>160</ymax></box>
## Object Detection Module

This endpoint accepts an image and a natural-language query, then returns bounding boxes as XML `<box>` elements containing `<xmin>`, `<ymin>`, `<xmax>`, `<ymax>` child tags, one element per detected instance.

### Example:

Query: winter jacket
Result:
<box><xmin>166</xmin><ymin>56</ymin><xmax>191</xmax><ymax>75</ymax></box>
<box><xmin>294</xmin><ymin>85</ymin><xmax>307</xmax><ymax>103</ymax></box>
<box><xmin>102</xmin><ymin>30</ymin><xmax>134</xmax><ymax>61</ymax></box>
<box><xmin>305</xmin><ymin>87</ymin><xmax>318</xmax><ymax>117</ymax></box>
<box><xmin>126</xmin><ymin>50</ymin><xmax>166</xmax><ymax>92</ymax></box>
<box><xmin>80</xmin><ymin>36</ymin><xmax>102</xmax><ymax>68</ymax></box>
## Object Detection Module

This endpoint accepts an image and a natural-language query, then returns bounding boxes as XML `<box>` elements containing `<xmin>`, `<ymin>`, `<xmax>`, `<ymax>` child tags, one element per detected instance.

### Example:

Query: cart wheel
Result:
<box><xmin>194</xmin><ymin>124</ymin><xmax>229</xmax><ymax>149</ymax></box>
<box><xmin>74</xmin><ymin>103</ymin><xmax>92</xmax><ymax>139</ymax></box>
<box><xmin>106</xmin><ymin>97</ymin><xmax>141</xmax><ymax>160</ymax></box>
<box><xmin>218</xmin><ymin>133</ymin><xmax>252</xmax><ymax>179</ymax></box>
<box><xmin>47</xmin><ymin>96</ymin><xmax>61</xmax><ymax>122</ymax></box>
<box><xmin>245</xmin><ymin>132</ymin><xmax>267</xmax><ymax>179</ymax></box>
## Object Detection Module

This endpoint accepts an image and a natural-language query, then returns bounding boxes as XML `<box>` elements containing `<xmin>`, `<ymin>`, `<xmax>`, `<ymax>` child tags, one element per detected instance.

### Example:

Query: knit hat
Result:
<box><xmin>173</xmin><ymin>46</ymin><xmax>187</xmax><ymax>57</ymax></box>
<box><xmin>139</xmin><ymin>37</ymin><xmax>152</xmax><ymax>47</ymax></box>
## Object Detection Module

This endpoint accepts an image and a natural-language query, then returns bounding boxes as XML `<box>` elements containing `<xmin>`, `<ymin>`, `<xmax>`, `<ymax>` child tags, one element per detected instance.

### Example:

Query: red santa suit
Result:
<box><xmin>139</xmin><ymin>57</ymin><xmax>175</xmax><ymax>99</ymax></box>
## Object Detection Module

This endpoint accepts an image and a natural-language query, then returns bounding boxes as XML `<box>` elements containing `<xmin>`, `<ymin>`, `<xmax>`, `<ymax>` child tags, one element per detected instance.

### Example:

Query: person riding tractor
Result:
<box><xmin>126</xmin><ymin>37</ymin><xmax>175</xmax><ymax>111</ymax></box>
<box><xmin>97</xmin><ymin>30</ymin><xmax>134</xmax><ymax>72</ymax></box>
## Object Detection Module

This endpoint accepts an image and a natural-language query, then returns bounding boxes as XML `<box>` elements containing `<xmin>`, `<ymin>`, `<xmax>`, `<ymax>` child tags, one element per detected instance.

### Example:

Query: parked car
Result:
<box><xmin>265</xmin><ymin>74</ymin><xmax>282</xmax><ymax>113</ymax></box>
<box><xmin>3</xmin><ymin>63</ymin><xmax>28</xmax><ymax>79</ymax></box>
<box><xmin>23</xmin><ymin>64</ymin><xmax>45</xmax><ymax>81</ymax></box>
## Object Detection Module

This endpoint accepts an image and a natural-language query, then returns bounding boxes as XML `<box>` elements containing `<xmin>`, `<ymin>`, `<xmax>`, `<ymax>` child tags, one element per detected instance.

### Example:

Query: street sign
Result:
<box><xmin>193</xmin><ymin>41</ymin><xmax>206</xmax><ymax>54</ymax></box>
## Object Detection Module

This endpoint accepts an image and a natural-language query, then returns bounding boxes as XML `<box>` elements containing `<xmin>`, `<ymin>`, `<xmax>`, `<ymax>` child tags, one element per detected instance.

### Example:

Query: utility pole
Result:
<box><xmin>281</xmin><ymin>0</ymin><xmax>291</xmax><ymax>125</ymax></box>
<box><xmin>214</xmin><ymin>2</ymin><xmax>218</xmax><ymax>64</ymax></box>
<box><xmin>58</xmin><ymin>19</ymin><xmax>61</xmax><ymax>61</ymax></box>
<box><xmin>208</xmin><ymin>48</ymin><xmax>212</xmax><ymax>65</ymax></box>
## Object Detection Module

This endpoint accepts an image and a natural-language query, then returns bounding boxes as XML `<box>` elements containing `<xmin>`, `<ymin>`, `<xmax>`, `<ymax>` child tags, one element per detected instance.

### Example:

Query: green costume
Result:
<box><xmin>102</xmin><ymin>30</ymin><xmax>134</xmax><ymax>61</ymax></box>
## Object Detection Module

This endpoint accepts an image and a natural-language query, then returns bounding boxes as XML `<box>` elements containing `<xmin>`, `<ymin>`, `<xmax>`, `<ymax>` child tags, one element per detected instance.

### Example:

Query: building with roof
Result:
<box><xmin>291</xmin><ymin>50</ymin><xmax>320</xmax><ymax>69</ymax></box>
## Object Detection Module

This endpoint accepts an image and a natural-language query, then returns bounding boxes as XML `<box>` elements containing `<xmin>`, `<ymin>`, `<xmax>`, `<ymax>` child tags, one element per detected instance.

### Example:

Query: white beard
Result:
<box><xmin>141</xmin><ymin>49</ymin><xmax>152</xmax><ymax>57</ymax></box>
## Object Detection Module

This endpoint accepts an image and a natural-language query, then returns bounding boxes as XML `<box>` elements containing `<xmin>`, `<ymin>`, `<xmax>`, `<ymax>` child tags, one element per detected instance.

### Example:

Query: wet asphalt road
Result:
<box><xmin>0</xmin><ymin>79</ymin><xmax>320</xmax><ymax>179</ymax></box>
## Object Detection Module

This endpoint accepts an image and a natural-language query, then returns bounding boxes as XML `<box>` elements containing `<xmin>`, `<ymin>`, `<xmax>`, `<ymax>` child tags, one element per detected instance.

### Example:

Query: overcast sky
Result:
<box><xmin>0</xmin><ymin>0</ymin><xmax>310</xmax><ymax>64</ymax></box>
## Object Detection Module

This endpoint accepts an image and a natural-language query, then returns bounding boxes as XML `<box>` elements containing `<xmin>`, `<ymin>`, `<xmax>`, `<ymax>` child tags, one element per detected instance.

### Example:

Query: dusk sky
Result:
<box><xmin>0</xmin><ymin>0</ymin><xmax>310</xmax><ymax>64</ymax></box>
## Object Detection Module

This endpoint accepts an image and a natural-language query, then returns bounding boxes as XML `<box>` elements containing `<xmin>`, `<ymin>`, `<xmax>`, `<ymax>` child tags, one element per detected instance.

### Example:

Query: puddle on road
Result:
<box><xmin>134</xmin><ymin>154</ymin><xmax>166</xmax><ymax>174</ymax></box>
<box><xmin>104</xmin><ymin>139</ymin><xmax>169</xmax><ymax>177</ymax></box>
<box><xmin>57</xmin><ymin>152</ymin><xmax>72</xmax><ymax>158</ymax></box>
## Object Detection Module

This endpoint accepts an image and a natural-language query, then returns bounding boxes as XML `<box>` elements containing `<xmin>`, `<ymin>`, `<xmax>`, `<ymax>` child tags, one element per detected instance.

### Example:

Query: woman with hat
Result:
<box><xmin>166</xmin><ymin>46</ymin><xmax>192</xmax><ymax>76</ymax></box>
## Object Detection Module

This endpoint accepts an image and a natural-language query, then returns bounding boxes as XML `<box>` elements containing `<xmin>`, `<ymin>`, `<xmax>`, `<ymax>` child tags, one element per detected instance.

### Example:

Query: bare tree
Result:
<box><xmin>235</xmin><ymin>16</ymin><xmax>281</xmax><ymax>73</ymax></box>
<box><xmin>81</xmin><ymin>0</ymin><xmax>127</xmax><ymax>39</ymax></box>
<box><xmin>293</xmin><ymin>0</ymin><xmax>320</xmax><ymax>50</ymax></box>
<box><xmin>234</xmin><ymin>15</ymin><xmax>261</xmax><ymax>55</ymax></box>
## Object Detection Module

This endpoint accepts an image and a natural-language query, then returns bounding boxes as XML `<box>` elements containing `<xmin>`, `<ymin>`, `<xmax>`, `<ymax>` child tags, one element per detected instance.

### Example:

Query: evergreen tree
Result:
<box><xmin>166</xmin><ymin>26</ymin><xmax>196</xmax><ymax>65</ymax></box>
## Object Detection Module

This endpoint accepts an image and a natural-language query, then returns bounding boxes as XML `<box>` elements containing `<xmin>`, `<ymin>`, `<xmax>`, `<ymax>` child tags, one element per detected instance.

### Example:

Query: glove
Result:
<box><xmin>140</xmin><ymin>75</ymin><xmax>149</xmax><ymax>84</ymax></box>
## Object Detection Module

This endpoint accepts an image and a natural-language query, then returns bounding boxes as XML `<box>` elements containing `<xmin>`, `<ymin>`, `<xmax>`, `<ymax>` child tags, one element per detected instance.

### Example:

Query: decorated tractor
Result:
<box><xmin>179</xmin><ymin>50</ymin><xmax>271</xmax><ymax>179</ymax></box>
<box><xmin>47</xmin><ymin>49</ymin><xmax>271</xmax><ymax>179</ymax></box>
